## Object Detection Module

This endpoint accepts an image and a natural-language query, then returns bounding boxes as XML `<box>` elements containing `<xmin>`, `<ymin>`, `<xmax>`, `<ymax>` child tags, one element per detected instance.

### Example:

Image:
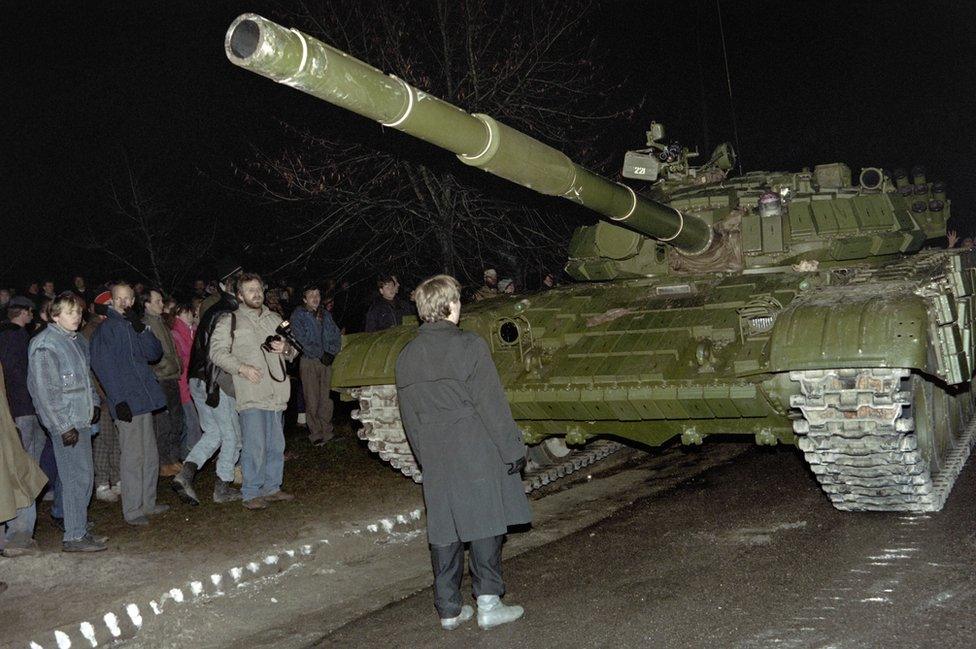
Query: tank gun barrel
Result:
<box><xmin>225</xmin><ymin>14</ymin><xmax>713</xmax><ymax>255</ymax></box>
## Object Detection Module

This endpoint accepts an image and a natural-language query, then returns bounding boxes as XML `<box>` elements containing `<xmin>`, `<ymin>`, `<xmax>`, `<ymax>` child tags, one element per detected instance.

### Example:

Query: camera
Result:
<box><xmin>261</xmin><ymin>320</ymin><xmax>305</xmax><ymax>355</ymax></box>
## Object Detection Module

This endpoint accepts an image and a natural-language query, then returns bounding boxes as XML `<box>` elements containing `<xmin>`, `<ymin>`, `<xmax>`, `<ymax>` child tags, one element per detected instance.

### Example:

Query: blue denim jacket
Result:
<box><xmin>289</xmin><ymin>307</ymin><xmax>341</xmax><ymax>360</ymax></box>
<box><xmin>27</xmin><ymin>323</ymin><xmax>99</xmax><ymax>436</ymax></box>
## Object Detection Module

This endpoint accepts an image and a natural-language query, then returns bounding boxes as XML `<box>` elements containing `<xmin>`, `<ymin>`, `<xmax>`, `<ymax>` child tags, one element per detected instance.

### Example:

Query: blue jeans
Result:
<box><xmin>187</xmin><ymin>379</ymin><xmax>241</xmax><ymax>483</ymax></box>
<box><xmin>181</xmin><ymin>400</ymin><xmax>203</xmax><ymax>459</ymax></box>
<box><xmin>40</xmin><ymin>437</ymin><xmax>63</xmax><ymax>518</ymax></box>
<box><xmin>49</xmin><ymin>426</ymin><xmax>94</xmax><ymax>542</ymax></box>
<box><xmin>239</xmin><ymin>409</ymin><xmax>285</xmax><ymax>501</ymax></box>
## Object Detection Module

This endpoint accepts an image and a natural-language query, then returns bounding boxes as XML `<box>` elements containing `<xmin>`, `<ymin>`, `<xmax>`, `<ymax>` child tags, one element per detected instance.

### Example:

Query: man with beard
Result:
<box><xmin>210</xmin><ymin>273</ymin><xmax>297</xmax><ymax>510</ymax></box>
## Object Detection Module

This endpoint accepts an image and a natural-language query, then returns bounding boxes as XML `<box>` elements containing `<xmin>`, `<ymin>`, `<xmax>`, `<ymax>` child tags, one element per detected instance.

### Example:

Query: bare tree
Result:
<box><xmin>74</xmin><ymin>158</ymin><xmax>216</xmax><ymax>294</ymax></box>
<box><xmin>243</xmin><ymin>0</ymin><xmax>631</xmax><ymax>288</ymax></box>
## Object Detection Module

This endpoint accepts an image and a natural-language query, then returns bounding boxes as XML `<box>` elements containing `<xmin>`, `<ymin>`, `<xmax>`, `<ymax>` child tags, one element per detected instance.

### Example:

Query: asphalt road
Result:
<box><xmin>314</xmin><ymin>444</ymin><xmax>976</xmax><ymax>649</ymax></box>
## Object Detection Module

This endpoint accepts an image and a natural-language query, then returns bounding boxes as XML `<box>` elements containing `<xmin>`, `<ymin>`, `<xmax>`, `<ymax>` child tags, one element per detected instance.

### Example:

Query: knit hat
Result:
<box><xmin>484</xmin><ymin>268</ymin><xmax>498</xmax><ymax>279</ymax></box>
<box><xmin>93</xmin><ymin>290</ymin><xmax>112</xmax><ymax>316</ymax></box>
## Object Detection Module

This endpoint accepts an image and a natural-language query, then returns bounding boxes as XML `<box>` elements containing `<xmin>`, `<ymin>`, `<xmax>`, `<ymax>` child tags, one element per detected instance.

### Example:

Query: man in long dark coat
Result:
<box><xmin>395</xmin><ymin>274</ymin><xmax>531</xmax><ymax>631</ymax></box>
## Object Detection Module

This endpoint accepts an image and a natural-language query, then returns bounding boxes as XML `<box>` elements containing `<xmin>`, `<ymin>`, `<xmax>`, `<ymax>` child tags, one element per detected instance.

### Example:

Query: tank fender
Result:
<box><xmin>767</xmin><ymin>291</ymin><xmax>929</xmax><ymax>373</ymax></box>
<box><xmin>331</xmin><ymin>328</ymin><xmax>415</xmax><ymax>388</ymax></box>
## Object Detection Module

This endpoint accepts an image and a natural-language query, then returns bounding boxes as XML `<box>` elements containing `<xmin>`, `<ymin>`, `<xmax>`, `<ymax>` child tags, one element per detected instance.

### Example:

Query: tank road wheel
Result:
<box><xmin>527</xmin><ymin>437</ymin><xmax>573</xmax><ymax>469</ymax></box>
<box><xmin>350</xmin><ymin>385</ymin><xmax>422</xmax><ymax>483</ymax></box>
<box><xmin>351</xmin><ymin>385</ymin><xmax>624</xmax><ymax>494</ymax></box>
<box><xmin>791</xmin><ymin>369</ymin><xmax>976</xmax><ymax>512</ymax></box>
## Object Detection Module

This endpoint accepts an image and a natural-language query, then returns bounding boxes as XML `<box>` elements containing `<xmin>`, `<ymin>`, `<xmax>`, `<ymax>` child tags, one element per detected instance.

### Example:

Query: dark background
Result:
<box><xmin>2</xmin><ymin>0</ymin><xmax>974</xmax><ymax>287</ymax></box>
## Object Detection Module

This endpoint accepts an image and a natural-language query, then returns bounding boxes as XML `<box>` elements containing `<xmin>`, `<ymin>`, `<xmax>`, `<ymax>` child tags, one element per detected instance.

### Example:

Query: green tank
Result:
<box><xmin>226</xmin><ymin>14</ymin><xmax>976</xmax><ymax>512</ymax></box>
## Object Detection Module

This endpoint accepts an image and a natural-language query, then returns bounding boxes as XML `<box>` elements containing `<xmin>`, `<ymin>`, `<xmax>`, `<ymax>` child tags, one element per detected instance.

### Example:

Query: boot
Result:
<box><xmin>476</xmin><ymin>595</ymin><xmax>524</xmax><ymax>630</ymax></box>
<box><xmin>213</xmin><ymin>480</ymin><xmax>243</xmax><ymax>503</ymax></box>
<box><xmin>440</xmin><ymin>604</ymin><xmax>474</xmax><ymax>630</ymax></box>
<box><xmin>172</xmin><ymin>461</ymin><xmax>200</xmax><ymax>505</ymax></box>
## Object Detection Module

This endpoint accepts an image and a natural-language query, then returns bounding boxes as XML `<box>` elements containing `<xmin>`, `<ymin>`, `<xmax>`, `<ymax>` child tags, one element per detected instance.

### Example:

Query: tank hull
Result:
<box><xmin>337</xmin><ymin>249</ymin><xmax>976</xmax><ymax>510</ymax></box>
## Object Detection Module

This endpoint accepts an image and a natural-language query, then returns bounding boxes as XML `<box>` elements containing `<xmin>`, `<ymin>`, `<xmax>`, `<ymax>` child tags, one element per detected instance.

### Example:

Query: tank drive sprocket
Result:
<box><xmin>350</xmin><ymin>384</ymin><xmax>624</xmax><ymax>493</ymax></box>
<box><xmin>790</xmin><ymin>368</ymin><xmax>976</xmax><ymax>512</ymax></box>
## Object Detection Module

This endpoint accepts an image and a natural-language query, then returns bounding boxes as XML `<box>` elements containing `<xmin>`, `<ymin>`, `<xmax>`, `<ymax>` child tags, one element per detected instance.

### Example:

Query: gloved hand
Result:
<box><xmin>321</xmin><ymin>352</ymin><xmax>335</xmax><ymax>366</ymax></box>
<box><xmin>90</xmin><ymin>406</ymin><xmax>101</xmax><ymax>425</ymax></box>
<box><xmin>124</xmin><ymin>308</ymin><xmax>146</xmax><ymax>333</ymax></box>
<box><xmin>506</xmin><ymin>457</ymin><xmax>527</xmax><ymax>475</ymax></box>
<box><xmin>61</xmin><ymin>428</ymin><xmax>79</xmax><ymax>447</ymax></box>
<box><xmin>116</xmin><ymin>401</ymin><xmax>133</xmax><ymax>423</ymax></box>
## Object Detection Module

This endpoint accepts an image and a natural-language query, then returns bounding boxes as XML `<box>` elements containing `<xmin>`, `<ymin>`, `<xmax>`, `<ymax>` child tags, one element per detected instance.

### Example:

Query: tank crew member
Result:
<box><xmin>472</xmin><ymin>268</ymin><xmax>499</xmax><ymax>301</ymax></box>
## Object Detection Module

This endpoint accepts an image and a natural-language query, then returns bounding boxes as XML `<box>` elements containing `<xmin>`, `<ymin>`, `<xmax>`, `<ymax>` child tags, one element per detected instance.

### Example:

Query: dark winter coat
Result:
<box><xmin>0</xmin><ymin>323</ymin><xmax>35</xmax><ymax>418</ymax></box>
<box><xmin>395</xmin><ymin>320</ymin><xmax>531</xmax><ymax>545</ymax></box>
<box><xmin>188</xmin><ymin>290</ymin><xmax>238</xmax><ymax>405</ymax></box>
<box><xmin>364</xmin><ymin>296</ymin><xmax>414</xmax><ymax>333</ymax></box>
<box><xmin>90</xmin><ymin>308</ymin><xmax>165</xmax><ymax>420</ymax></box>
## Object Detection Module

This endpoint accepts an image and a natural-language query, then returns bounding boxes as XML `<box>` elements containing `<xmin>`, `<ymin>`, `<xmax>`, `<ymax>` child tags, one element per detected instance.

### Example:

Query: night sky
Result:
<box><xmin>3</xmin><ymin>1</ymin><xmax>975</xmax><ymax>287</ymax></box>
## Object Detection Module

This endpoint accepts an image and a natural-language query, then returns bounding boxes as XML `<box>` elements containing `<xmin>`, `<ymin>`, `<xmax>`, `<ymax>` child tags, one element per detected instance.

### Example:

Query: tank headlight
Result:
<box><xmin>499</xmin><ymin>320</ymin><xmax>520</xmax><ymax>344</ymax></box>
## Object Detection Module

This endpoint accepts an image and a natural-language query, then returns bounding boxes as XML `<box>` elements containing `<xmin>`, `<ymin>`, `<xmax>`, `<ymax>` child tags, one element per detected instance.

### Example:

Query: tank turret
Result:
<box><xmin>225</xmin><ymin>14</ymin><xmax>713</xmax><ymax>256</ymax></box>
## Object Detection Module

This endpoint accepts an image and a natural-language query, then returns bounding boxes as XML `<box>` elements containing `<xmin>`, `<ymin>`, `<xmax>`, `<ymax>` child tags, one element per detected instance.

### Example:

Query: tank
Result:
<box><xmin>226</xmin><ymin>14</ymin><xmax>976</xmax><ymax>512</ymax></box>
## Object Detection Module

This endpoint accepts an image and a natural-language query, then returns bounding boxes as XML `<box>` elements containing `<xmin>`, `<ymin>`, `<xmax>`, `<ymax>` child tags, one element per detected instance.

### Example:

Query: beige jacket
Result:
<box><xmin>0</xmin><ymin>368</ymin><xmax>47</xmax><ymax>522</ymax></box>
<box><xmin>209</xmin><ymin>306</ymin><xmax>296</xmax><ymax>412</ymax></box>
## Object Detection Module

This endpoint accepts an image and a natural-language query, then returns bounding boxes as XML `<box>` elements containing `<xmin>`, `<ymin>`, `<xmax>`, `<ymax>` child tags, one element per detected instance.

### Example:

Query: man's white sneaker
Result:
<box><xmin>95</xmin><ymin>484</ymin><xmax>119</xmax><ymax>503</ymax></box>
<box><xmin>440</xmin><ymin>604</ymin><xmax>474</xmax><ymax>630</ymax></box>
<box><xmin>476</xmin><ymin>595</ymin><xmax>524</xmax><ymax>629</ymax></box>
<box><xmin>111</xmin><ymin>483</ymin><xmax>121</xmax><ymax>496</ymax></box>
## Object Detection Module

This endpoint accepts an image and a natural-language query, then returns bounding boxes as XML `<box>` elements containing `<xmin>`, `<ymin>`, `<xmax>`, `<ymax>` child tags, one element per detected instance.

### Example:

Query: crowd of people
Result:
<box><xmin>0</xmin><ymin>262</ymin><xmax>432</xmax><ymax>554</ymax></box>
<box><xmin>1</xmin><ymin>265</ymin><xmax>541</xmax><ymax>628</ymax></box>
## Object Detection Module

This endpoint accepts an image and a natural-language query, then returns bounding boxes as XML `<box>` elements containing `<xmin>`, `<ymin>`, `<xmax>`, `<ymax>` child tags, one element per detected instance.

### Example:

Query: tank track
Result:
<box><xmin>350</xmin><ymin>384</ymin><xmax>624</xmax><ymax>494</ymax></box>
<box><xmin>790</xmin><ymin>368</ymin><xmax>976</xmax><ymax>512</ymax></box>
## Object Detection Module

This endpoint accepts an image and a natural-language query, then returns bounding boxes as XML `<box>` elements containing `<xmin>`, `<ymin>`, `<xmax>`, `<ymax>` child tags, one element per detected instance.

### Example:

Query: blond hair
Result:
<box><xmin>50</xmin><ymin>291</ymin><xmax>85</xmax><ymax>318</ymax></box>
<box><xmin>414</xmin><ymin>275</ymin><xmax>461</xmax><ymax>323</ymax></box>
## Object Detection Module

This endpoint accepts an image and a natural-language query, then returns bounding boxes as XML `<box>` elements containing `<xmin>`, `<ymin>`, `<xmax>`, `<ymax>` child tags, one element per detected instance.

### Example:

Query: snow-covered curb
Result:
<box><xmin>26</xmin><ymin>508</ymin><xmax>424</xmax><ymax>649</ymax></box>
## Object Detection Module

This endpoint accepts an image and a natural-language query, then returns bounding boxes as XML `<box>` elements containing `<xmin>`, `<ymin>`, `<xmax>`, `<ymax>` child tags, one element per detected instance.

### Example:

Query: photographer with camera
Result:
<box><xmin>208</xmin><ymin>273</ymin><xmax>298</xmax><ymax>510</ymax></box>
<box><xmin>289</xmin><ymin>285</ymin><xmax>341</xmax><ymax>446</ymax></box>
